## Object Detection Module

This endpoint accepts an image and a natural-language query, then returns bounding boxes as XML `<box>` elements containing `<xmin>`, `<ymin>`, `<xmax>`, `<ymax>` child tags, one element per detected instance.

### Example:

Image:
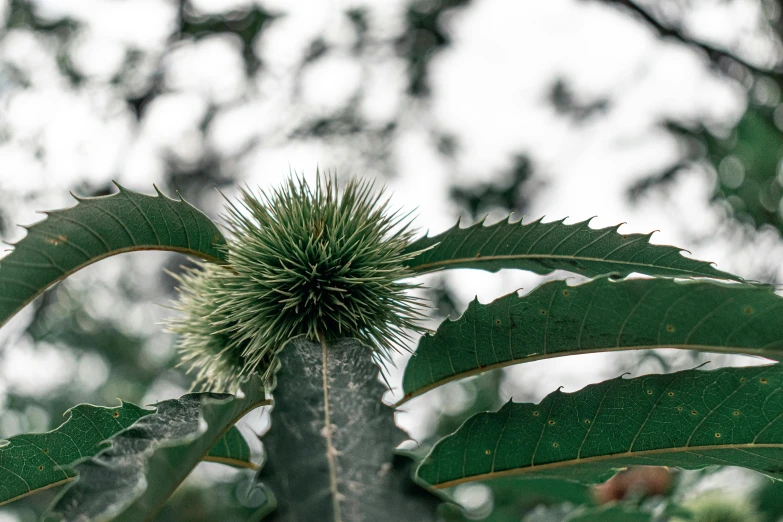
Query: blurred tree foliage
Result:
<box><xmin>620</xmin><ymin>0</ymin><xmax>783</xmax><ymax>236</ymax></box>
<box><xmin>2</xmin><ymin>0</ymin><xmax>783</xmax><ymax>521</ymax></box>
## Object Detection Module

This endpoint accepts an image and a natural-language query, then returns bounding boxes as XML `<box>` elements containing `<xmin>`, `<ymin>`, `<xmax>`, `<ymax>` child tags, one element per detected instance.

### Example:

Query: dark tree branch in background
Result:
<box><xmin>599</xmin><ymin>0</ymin><xmax>783</xmax><ymax>79</ymax></box>
<box><xmin>627</xmin><ymin>160</ymin><xmax>694</xmax><ymax>201</ymax></box>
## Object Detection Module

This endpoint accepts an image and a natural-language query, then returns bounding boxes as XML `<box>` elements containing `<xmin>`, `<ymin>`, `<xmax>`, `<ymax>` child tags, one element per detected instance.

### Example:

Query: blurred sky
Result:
<box><xmin>1</xmin><ymin>0</ymin><xmax>783</xmax><ymax>516</ymax></box>
<box><xmin>0</xmin><ymin>0</ymin><xmax>775</xmax><ymax>259</ymax></box>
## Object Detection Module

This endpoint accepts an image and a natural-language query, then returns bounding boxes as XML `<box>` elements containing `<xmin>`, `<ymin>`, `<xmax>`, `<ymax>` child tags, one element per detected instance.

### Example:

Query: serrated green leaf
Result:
<box><xmin>258</xmin><ymin>337</ymin><xmax>444</xmax><ymax>522</ymax></box>
<box><xmin>404</xmin><ymin>217</ymin><xmax>738</xmax><ymax>280</ymax></box>
<box><xmin>0</xmin><ymin>183</ymin><xmax>228</xmax><ymax>328</ymax></box>
<box><xmin>46</xmin><ymin>375</ymin><xmax>269</xmax><ymax>522</ymax></box>
<box><xmin>417</xmin><ymin>365</ymin><xmax>783</xmax><ymax>488</ymax></box>
<box><xmin>399</xmin><ymin>278</ymin><xmax>783</xmax><ymax>404</ymax></box>
<box><xmin>0</xmin><ymin>402</ymin><xmax>252</xmax><ymax>509</ymax></box>
<box><xmin>0</xmin><ymin>402</ymin><xmax>149</xmax><ymax>507</ymax></box>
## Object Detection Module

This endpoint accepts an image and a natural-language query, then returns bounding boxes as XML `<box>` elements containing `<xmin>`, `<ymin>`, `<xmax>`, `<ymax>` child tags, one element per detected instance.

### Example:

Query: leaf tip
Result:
<box><xmin>612</xmin><ymin>221</ymin><xmax>627</xmax><ymax>232</ymax></box>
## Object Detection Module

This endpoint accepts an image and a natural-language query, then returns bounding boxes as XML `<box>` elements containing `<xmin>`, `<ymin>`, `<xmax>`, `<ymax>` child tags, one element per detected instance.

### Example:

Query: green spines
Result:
<box><xmin>170</xmin><ymin>175</ymin><xmax>428</xmax><ymax>391</ymax></box>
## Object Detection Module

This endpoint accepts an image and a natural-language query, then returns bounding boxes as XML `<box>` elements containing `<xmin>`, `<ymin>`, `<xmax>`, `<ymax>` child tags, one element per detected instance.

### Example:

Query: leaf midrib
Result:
<box><xmin>320</xmin><ymin>334</ymin><xmax>343</xmax><ymax>522</ymax></box>
<box><xmin>0</xmin><ymin>478</ymin><xmax>72</xmax><ymax>508</ymax></box>
<box><xmin>431</xmin><ymin>442</ymin><xmax>783</xmax><ymax>489</ymax></box>
<box><xmin>396</xmin><ymin>344</ymin><xmax>780</xmax><ymax>406</ymax></box>
<box><xmin>409</xmin><ymin>253</ymin><xmax>712</xmax><ymax>275</ymax></box>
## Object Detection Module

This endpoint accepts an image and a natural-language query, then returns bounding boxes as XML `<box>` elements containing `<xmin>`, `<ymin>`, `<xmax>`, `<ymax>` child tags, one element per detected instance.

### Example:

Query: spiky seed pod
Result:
<box><xmin>168</xmin><ymin>175</ymin><xmax>428</xmax><ymax>391</ymax></box>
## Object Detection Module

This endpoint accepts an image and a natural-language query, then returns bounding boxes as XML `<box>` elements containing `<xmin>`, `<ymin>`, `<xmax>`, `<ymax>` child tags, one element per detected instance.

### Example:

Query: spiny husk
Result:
<box><xmin>169</xmin><ymin>175</ymin><xmax>428</xmax><ymax>391</ymax></box>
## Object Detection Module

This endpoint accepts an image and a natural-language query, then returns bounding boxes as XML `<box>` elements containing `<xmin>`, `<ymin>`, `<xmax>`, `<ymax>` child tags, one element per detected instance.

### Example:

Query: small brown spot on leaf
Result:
<box><xmin>667</xmin><ymin>392</ymin><xmax>674</xmax><ymax>397</ymax></box>
<box><xmin>761</xmin><ymin>378</ymin><xmax>769</xmax><ymax>384</ymax></box>
<box><xmin>495</xmin><ymin>319</ymin><xmax>501</xmax><ymax>325</ymax></box>
<box><xmin>584</xmin><ymin>419</ymin><xmax>591</xmax><ymax>424</ymax></box>
<box><xmin>485</xmin><ymin>450</ymin><xmax>491</xmax><ymax>455</ymax></box>
<box><xmin>548</xmin><ymin>420</ymin><xmax>555</xmax><ymax>425</ymax></box>
<box><xmin>540</xmin><ymin>310</ymin><xmax>547</xmax><ymax>315</ymax></box>
<box><xmin>733</xmin><ymin>411</ymin><xmax>740</xmax><ymax>416</ymax></box>
<box><xmin>552</xmin><ymin>443</ymin><xmax>559</xmax><ymax>448</ymax></box>
<box><xmin>38</xmin><ymin>465</ymin><xmax>44</xmax><ymax>471</ymax></box>
<box><xmin>715</xmin><ymin>433</ymin><xmax>721</xmax><ymax>438</ymax></box>
<box><xmin>666</xmin><ymin>325</ymin><xmax>674</xmax><ymax>332</ymax></box>
<box><xmin>691</xmin><ymin>410</ymin><xmax>698</xmax><ymax>416</ymax></box>
<box><xmin>46</xmin><ymin>234</ymin><xmax>68</xmax><ymax>246</ymax></box>
<box><xmin>533</xmin><ymin>411</ymin><xmax>539</xmax><ymax>417</ymax></box>
<box><xmin>744</xmin><ymin>306</ymin><xmax>754</xmax><ymax>314</ymax></box>
<box><xmin>562</xmin><ymin>290</ymin><xmax>569</xmax><ymax>296</ymax></box>
<box><xmin>677</xmin><ymin>407</ymin><xmax>683</xmax><ymax>412</ymax></box>
<box><xmin>113</xmin><ymin>411</ymin><xmax>120</xmax><ymax>418</ymax></box>
<box><xmin>647</xmin><ymin>390</ymin><xmax>653</xmax><ymax>395</ymax></box>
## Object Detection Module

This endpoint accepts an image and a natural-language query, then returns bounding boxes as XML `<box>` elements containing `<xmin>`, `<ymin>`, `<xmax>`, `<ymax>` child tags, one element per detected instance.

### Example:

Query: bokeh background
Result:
<box><xmin>2</xmin><ymin>0</ymin><xmax>783</xmax><ymax>520</ymax></box>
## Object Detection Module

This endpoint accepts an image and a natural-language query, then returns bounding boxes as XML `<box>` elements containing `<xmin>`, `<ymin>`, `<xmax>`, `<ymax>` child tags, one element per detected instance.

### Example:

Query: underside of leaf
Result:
<box><xmin>0</xmin><ymin>401</ymin><xmax>252</xmax><ymax>509</ymax></box>
<box><xmin>46</xmin><ymin>375</ymin><xmax>269</xmax><ymax>522</ymax></box>
<box><xmin>0</xmin><ymin>402</ymin><xmax>149</xmax><ymax>508</ymax></box>
<box><xmin>404</xmin><ymin>216</ymin><xmax>739</xmax><ymax>280</ymax></box>
<box><xmin>258</xmin><ymin>337</ymin><xmax>445</xmax><ymax>522</ymax></box>
<box><xmin>399</xmin><ymin>277</ymin><xmax>783</xmax><ymax>404</ymax></box>
<box><xmin>417</xmin><ymin>364</ymin><xmax>783</xmax><ymax>488</ymax></box>
<box><xmin>0</xmin><ymin>183</ymin><xmax>227</xmax><ymax>328</ymax></box>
